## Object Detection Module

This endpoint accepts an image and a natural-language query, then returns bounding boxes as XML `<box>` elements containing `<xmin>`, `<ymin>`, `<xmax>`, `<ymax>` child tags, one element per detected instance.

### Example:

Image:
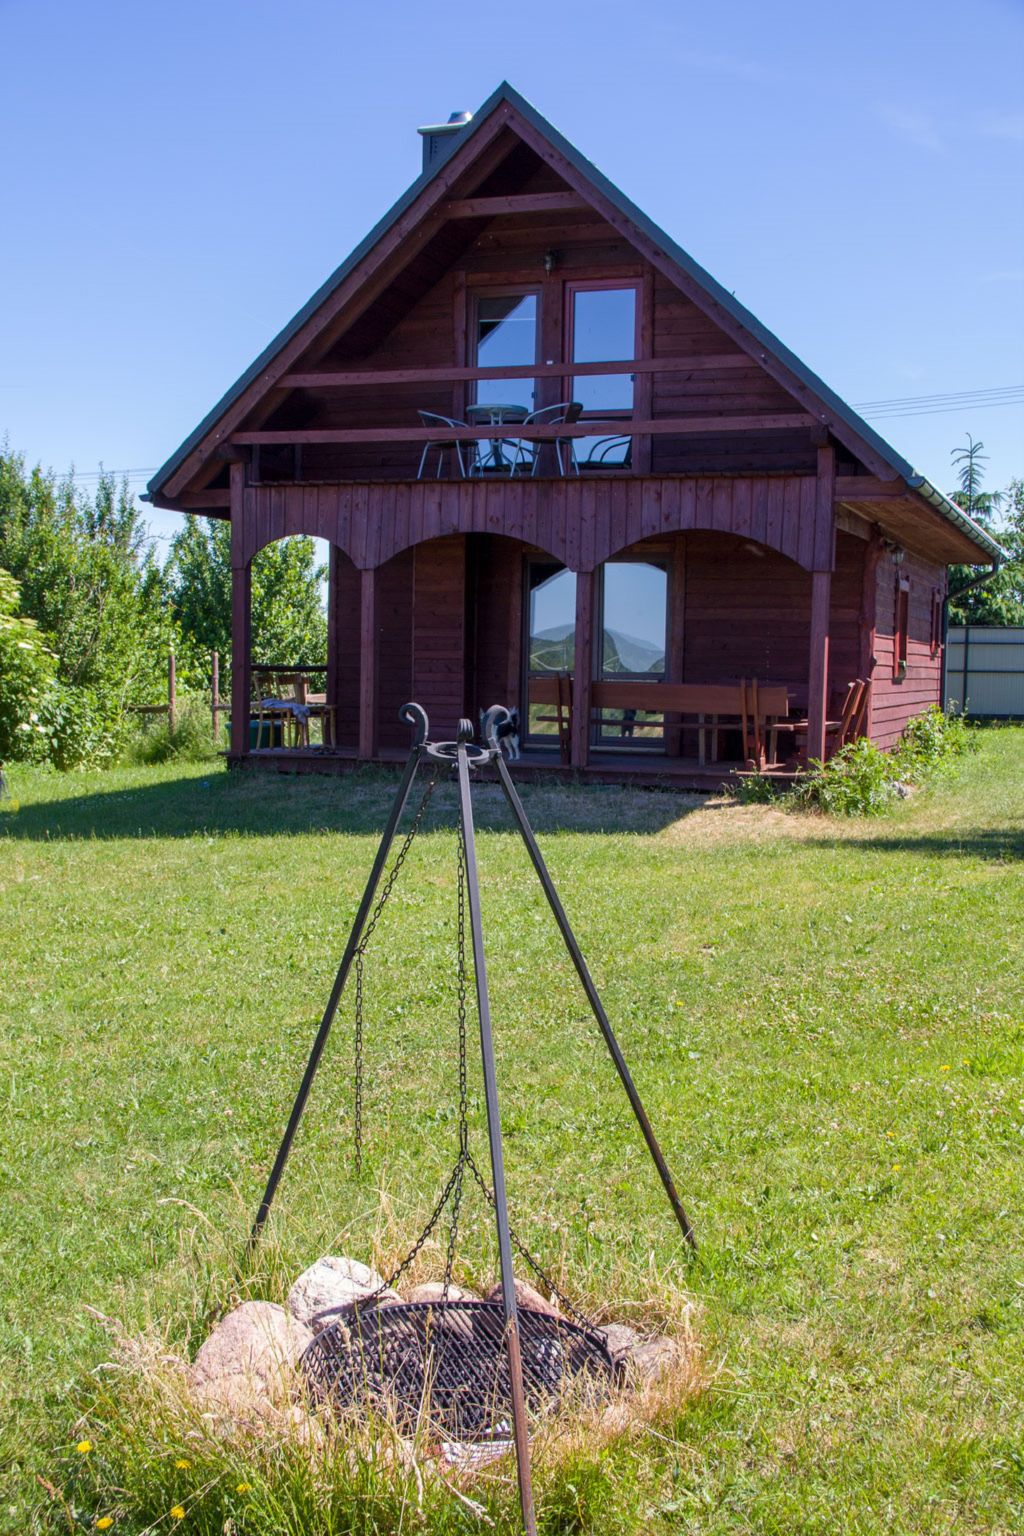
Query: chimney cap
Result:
<box><xmin>417</xmin><ymin>109</ymin><xmax>473</xmax><ymax>138</ymax></box>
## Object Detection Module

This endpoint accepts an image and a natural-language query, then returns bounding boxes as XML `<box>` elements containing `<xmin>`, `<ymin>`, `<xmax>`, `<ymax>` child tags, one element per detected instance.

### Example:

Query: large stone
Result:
<box><xmin>406</xmin><ymin>1281</ymin><xmax>475</xmax><ymax>1305</ymax></box>
<box><xmin>596</xmin><ymin>1322</ymin><xmax>640</xmax><ymax>1365</ymax></box>
<box><xmin>484</xmin><ymin>1277</ymin><xmax>561</xmax><ymax>1319</ymax></box>
<box><xmin>630</xmin><ymin>1336</ymin><xmax>678</xmax><ymax>1383</ymax></box>
<box><xmin>287</xmin><ymin>1255</ymin><xmax>391</xmax><ymax>1330</ymax></box>
<box><xmin>191</xmin><ymin>1301</ymin><xmax>312</xmax><ymax>1416</ymax></box>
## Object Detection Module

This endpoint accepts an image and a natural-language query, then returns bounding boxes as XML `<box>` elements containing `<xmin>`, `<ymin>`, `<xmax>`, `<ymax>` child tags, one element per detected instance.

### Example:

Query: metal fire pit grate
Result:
<box><xmin>302</xmin><ymin>1299</ymin><xmax>617</xmax><ymax>1440</ymax></box>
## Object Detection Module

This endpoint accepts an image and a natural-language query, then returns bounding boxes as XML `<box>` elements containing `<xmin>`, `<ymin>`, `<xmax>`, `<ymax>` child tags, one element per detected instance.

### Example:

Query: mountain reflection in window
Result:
<box><xmin>599</xmin><ymin>561</ymin><xmax>667</xmax><ymax>747</ymax></box>
<box><xmin>528</xmin><ymin>564</ymin><xmax>576</xmax><ymax>672</ymax></box>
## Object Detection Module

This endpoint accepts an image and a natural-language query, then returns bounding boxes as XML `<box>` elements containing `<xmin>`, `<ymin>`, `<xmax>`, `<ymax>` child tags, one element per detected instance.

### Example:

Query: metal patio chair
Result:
<box><xmin>416</xmin><ymin>411</ymin><xmax>468</xmax><ymax>480</ymax></box>
<box><xmin>581</xmin><ymin>435</ymin><xmax>633</xmax><ymax>469</ymax></box>
<box><xmin>509</xmin><ymin>401</ymin><xmax>583</xmax><ymax>477</ymax></box>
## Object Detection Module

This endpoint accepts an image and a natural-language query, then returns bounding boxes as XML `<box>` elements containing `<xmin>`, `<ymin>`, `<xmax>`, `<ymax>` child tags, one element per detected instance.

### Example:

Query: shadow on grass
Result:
<box><xmin>807</xmin><ymin>825</ymin><xmax>1024</xmax><ymax>862</ymax></box>
<box><xmin>0</xmin><ymin>765</ymin><xmax>716</xmax><ymax>842</ymax></box>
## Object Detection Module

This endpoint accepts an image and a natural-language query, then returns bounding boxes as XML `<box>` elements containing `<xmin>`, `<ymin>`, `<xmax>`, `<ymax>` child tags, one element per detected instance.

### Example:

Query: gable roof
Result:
<box><xmin>147</xmin><ymin>82</ymin><xmax>1002</xmax><ymax>564</ymax></box>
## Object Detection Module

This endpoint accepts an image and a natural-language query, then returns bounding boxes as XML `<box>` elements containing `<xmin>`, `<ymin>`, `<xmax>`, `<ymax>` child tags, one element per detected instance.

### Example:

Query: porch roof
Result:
<box><xmin>145</xmin><ymin>82</ymin><xmax>1004</xmax><ymax>567</ymax></box>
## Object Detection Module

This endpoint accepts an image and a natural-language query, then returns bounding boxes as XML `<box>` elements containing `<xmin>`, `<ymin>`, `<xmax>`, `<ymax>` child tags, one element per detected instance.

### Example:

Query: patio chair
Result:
<box><xmin>581</xmin><ymin>435</ymin><xmax>633</xmax><ymax>469</ymax></box>
<box><xmin>416</xmin><ymin>411</ymin><xmax>467</xmax><ymax>480</ymax></box>
<box><xmin>509</xmin><ymin>401</ymin><xmax>583</xmax><ymax>477</ymax></box>
<box><xmin>252</xmin><ymin>669</ymin><xmax>301</xmax><ymax>749</ymax></box>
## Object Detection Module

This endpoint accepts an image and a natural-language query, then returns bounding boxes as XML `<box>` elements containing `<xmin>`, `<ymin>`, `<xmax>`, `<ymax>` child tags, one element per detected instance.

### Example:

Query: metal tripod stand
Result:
<box><xmin>247</xmin><ymin>702</ymin><xmax>695</xmax><ymax>1536</ymax></box>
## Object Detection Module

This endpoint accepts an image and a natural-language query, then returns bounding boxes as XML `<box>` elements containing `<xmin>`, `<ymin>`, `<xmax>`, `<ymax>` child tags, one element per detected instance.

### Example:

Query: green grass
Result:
<box><xmin>2</xmin><ymin>731</ymin><xmax>1023</xmax><ymax>1534</ymax></box>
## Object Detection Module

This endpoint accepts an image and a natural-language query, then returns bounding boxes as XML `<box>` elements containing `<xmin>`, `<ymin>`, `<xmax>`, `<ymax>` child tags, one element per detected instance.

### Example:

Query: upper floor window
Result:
<box><xmin>568</xmin><ymin>282</ymin><xmax>639</xmax><ymax>467</ymax></box>
<box><xmin>473</xmin><ymin>291</ymin><xmax>538</xmax><ymax>408</ymax></box>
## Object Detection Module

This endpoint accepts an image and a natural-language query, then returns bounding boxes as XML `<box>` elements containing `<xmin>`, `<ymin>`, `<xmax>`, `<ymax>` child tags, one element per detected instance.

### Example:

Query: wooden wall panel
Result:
<box><xmin>869</xmin><ymin>549</ymin><xmax>945</xmax><ymax>750</ymax></box>
<box><xmin>682</xmin><ymin>533</ymin><xmax>813</xmax><ymax>698</ymax></box>
<box><xmin>468</xmin><ymin>535</ymin><xmax>524</xmax><ymax>719</ymax></box>
<box><xmin>375</xmin><ymin>549</ymin><xmax>414</xmax><ymax>750</ymax></box>
<box><xmin>412</xmin><ymin>535</ymin><xmax>466</xmax><ymax>736</ymax></box>
<box><xmin>243</xmin><ymin>476</ymin><xmax>830</xmax><ymax>574</ymax></box>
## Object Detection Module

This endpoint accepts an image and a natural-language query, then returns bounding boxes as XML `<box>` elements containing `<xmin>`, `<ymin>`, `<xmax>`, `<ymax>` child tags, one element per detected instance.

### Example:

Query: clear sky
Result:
<box><xmin>2</xmin><ymin>0</ymin><xmax>1022</xmax><ymax>556</ymax></box>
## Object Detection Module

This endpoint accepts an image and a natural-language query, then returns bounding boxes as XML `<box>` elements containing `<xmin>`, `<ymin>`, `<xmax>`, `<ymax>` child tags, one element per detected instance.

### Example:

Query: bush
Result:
<box><xmin>37</xmin><ymin>683</ymin><xmax>129</xmax><ymax>770</ymax></box>
<box><xmin>794</xmin><ymin>706</ymin><xmax>977</xmax><ymax>817</ymax></box>
<box><xmin>128</xmin><ymin>694</ymin><xmax>219</xmax><ymax>765</ymax></box>
<box><xmin>0</xmin><ymin>566</ymin><xmax>56</xmax><ymax>761</ymax></box>
<box><xmin>794</xmin><ymin>736</ymin><xmax>902</xmax><ymax>817</ymax></box>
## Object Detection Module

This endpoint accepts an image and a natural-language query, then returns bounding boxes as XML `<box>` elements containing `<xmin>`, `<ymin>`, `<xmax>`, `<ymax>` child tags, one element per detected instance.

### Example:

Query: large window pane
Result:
<box><xmin>474</xmin><ymin>293</ymin><xmax>537</xmax><ymax>408</ymax></box>
<box><xmin>572</xmin><ymin>287</ymin><xmax>636</xmax><ymax>413</ymax></box>
<box><xmin>599</xmin><ymin>561</ymin><xmax>666</xmax><ymax>747</ymax></box>
<box><xmin>526</xmin><ymin>563</ymin><xmax>576</xmax><ymax>742</ymax></box>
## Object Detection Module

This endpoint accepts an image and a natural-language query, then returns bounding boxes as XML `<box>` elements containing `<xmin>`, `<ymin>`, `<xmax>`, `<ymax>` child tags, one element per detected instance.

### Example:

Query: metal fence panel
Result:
<box><xmin>945</xmin><ymin>627</ymin><xmax>1024</xmax><ymax>718</ymax></box>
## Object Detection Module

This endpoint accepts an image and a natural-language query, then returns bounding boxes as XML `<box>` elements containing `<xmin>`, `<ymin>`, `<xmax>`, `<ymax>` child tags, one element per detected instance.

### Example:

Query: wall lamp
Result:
<box><xmin>543</xmin><ymin>248</ymin><xmax>559</xmax><ymax>275</ymax></box>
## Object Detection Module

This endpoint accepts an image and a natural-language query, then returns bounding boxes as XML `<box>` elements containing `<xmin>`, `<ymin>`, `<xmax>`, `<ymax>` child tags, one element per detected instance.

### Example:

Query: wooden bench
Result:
<box><xmin>527</xmin><ymin>673</ymin><xmax>573</xmax><ymax>764</ymax></box>
<box><xmin>590</xmin><ymin>680</ymin><xmax>790</xmax><ymax>769</ymax></box>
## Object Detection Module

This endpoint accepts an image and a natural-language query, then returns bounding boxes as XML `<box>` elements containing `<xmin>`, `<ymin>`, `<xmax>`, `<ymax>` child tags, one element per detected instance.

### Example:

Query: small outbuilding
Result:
<box><xmin>146</xmin><ymin>83</ymin><xmax>1001</xmax><ymax>783</ymax></box>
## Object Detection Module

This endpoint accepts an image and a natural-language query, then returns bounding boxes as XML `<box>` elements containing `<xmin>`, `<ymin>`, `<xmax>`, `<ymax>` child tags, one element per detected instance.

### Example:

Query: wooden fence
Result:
<box><xmin>128</xmin><ymin>650</ymin><xmax>229</xmax><ymax>740</ymax></box>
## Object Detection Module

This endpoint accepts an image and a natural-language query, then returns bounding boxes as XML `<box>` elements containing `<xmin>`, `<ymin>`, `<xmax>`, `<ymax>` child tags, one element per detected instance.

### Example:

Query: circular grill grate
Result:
<box><xmin>302</xmin><ymin>1299</ymin><xmax>617</xmax><ymax>1440</ymax></box>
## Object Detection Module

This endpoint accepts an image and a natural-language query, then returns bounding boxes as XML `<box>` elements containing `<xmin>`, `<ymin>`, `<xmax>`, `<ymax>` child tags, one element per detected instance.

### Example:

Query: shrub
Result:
<box><xmin>0</xmin><ymin>566</ymin><xmax>56</xmax><ymax>761</ymax></box>
<box><xmin>128</xmin><ymin>694</ymin><xmax>219</xmax><ymax>765</ymax></box>
<box><xmin>794</xmin><ymin>736</ymin><xmax>902</xmax><ymax>817</ymax></box>
<box><xmin>794</xmin><ymin>706</ymin><xmax>977</xmax><ymax>818</ymax></box>
<box><xmin>732</xmin><ymin>771</ymin><xmax>785</xmax><ymax>805</ymax></box>
<box><xmin>37</xmin><ymin>683</ymin><xmax>129</xmax><ymax>770</ymax></box>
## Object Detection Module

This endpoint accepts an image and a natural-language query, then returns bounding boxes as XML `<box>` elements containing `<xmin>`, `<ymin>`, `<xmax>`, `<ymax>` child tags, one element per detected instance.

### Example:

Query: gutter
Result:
<box><xmin>906</xmin><ymin>474</ymin><xmax>1008</xmax><ymax>563</ymax></box>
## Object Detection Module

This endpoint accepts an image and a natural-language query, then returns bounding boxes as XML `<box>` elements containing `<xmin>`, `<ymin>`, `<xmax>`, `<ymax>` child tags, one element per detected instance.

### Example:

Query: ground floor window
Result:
<box><xmin>524</xmin><ymin>561</ymin><xmax>576</xmax><ymax>743</ymax></box>
<box><xmin>596</xmin><ymin>560</ymin><xmax>668</xmax><ymax>748</ymax></box>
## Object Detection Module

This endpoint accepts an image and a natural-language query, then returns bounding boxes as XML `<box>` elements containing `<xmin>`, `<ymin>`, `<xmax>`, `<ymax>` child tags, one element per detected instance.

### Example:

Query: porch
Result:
<box><xmin>228</xmin><ymin>470</ymin><xmax>874</xmax><ymax>783</ymax></box>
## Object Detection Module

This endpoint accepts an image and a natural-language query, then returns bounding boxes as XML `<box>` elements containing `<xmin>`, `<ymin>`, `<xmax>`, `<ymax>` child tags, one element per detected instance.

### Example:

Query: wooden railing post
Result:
<box><xmin>168</xmin><ymin>648</ymin><xmax>177</xmax><ymax>734</ymax></box>
<box><xmin>571</xmin><ymin>569</ymin><xmax>597</xmax><ymax>771</ymax></box>
<box><xmin>211</xmin><ymin>650</ymin><xmax>220</xmax><ymax>743</ymax></box>
<box><xmin>358</xmin><ymin>567</ymin><xmax>377</xmax><ymax>761</ymax></box>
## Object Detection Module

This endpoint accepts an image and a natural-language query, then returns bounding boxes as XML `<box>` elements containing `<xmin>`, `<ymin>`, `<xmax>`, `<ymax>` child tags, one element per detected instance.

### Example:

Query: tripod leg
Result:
<box><xmin>494</xmin><ymin>752</ymin><xmax>696</xmax><ymax>1250</ymax></box>
<box><xmin>456</xmin><ymin>742</ymin><xmax>537</xmax><ymax>1536</ymax></box>
<box><xmin>246</xmin><ymin>741</ymin><xmax>425</xmax><ymax>1253</ymax></box>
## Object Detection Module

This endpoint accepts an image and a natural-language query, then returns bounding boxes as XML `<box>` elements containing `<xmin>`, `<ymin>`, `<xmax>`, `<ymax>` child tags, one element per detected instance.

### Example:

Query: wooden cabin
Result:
<box><xmin>146</xmin><ymin>83</ymin><xmax>1001</xmax><ymax>785</ymax></box>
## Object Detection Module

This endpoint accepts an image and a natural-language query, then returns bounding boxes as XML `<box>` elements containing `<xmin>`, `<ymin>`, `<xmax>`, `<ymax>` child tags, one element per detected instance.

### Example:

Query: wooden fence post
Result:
<box><xmin>211</xmin><ymin>650</ymin><xmax>220</xmax><ymax>743</ymax></box>
<box><xmin>168</xmin><ymin>649</ymin><xmax>177</xmax><ymax>734</ymax></box>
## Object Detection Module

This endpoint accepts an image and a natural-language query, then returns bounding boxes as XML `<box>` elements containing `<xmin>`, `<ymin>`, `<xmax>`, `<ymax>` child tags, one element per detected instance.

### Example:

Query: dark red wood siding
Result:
<box><xmin>869</xmin><ymin>549</ymin><xmax>945</xmax><ymax>749</ymax></box>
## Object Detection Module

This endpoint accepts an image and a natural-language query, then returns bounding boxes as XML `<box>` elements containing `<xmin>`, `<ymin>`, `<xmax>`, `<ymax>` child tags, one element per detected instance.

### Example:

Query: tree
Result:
<box><xmin>0</xmin><ymin>449</ymin><xmax>175</xmax><ymax>711</ymax></box>
<box><xmin>946</xmin><ymin>438</ymin><xmax>1023</xmax><ymax>626</ymax></box>
<box><xmin>164</xmin><ymin>517</ymin><xmax>327</xmax><ymax>682</ymax></box>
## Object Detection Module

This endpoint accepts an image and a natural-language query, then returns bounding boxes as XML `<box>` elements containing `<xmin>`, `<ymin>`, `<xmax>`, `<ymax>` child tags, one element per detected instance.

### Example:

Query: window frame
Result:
<box><xmin>564</xmin><ymin>280</ymin><xmax>642</xmax><ymax>469</ymax></box>
<box><xmin>894</xmin><ymin>575</ymin><xmax>910</xmax><ymax>681</ymax></box>
<box><xmin>468</xmin><ymin>286</ymin><xmax>542</xmax><ymax>410</ymax></box>
<box><xmin>594</xmin><ymin>556</ymin><xmax>669</xmax><ymax>750</ymax></box>
<box><xmin>521</xmin><ymin>557</ymin><xmax>577</xmax><ymax>747</ymax></box>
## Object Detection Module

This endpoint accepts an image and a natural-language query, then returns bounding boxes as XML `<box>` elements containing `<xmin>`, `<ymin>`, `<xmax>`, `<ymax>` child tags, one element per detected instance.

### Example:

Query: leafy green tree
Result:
<box><xmin>0</xmin><ymin>449</ymin><xmax>175</xmax><ymax>710</ymax></box>
<box><xmin>946</xmin><ymin>437</ymin><xmax>1023</xmax><ymax>625</ymax></box>
<box><xmin>0</xmin><ymin>566</ymin><xmax>56</xmax><ymax>761</ymax></box>
<box><xmin>165</xmin><ymin>517</ymin><xmax>327</xmax><ymax>682</ymax></box>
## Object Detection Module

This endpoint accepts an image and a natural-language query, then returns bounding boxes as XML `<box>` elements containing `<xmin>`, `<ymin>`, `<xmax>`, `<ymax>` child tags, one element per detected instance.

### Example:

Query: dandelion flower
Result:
<box><xmin>96</xmin><ymin>1521</ymin><xmax>114</xmax><ymax>1531</ymax></box>
<box><xmin>892</xmin><ymin>1162</ymin><xmax>901</xmax><ymax>1172</ymax></box>
<box><xmin>76</xmin><ymin>1440</ymin><xmax>93</xmax><ymax>1455</ymax></box>
<box><xmin>940</xmin><ymin>1064</ymin><xmax>951</xmax><ymax>1072</ymax></box>
<box><xmin>170</xmin><ymin>1508</ymin><xmax>185</xmax><ymax>1522</ymax></box>
<box><xmin>236</xmin><ymin>1483</ymin><xmax>251</xmax><ymax>1494</ymax></box>
<box><xmin>175</xmin><ymin>1459</ymin><xmax>190</xmax><ymax>1470</ymax></box>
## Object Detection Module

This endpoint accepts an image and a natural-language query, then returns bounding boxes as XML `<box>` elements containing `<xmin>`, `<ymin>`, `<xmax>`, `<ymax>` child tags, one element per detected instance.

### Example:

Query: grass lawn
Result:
<box><xmin>1</xmin><ymin>730</ymin><xmax>1022</xmax><ymax>1534</ymax></box>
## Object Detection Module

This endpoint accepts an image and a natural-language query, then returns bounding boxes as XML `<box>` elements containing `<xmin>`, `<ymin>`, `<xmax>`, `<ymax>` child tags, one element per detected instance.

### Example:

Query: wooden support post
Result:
<box><xmin>666</xmin><ymin>538</ymin><xmax>687</xmax><ymax>756</ymax></box>
<box><xmin>211</xmin><ymin>650</ymin><xmax>219</xmax><ymax>743</ymax></box>
<box><xmin>327</xmin><ymin>545</ymin><xmax>339</xmax><ymax>743</ymax></box>
<box><xmin>806</xmin><ymin>571</ymin><xmax>832</xmax><ymax>763</ymax></box>
<box><xmin>229</xmin><ymin>462</ymin><xmax>251</xmax><ymax>757</ymax></box>
<box><xmin>358</xmin><ymin>567</ymin><xmax>377</xmax><ymax>761</ymax></box>
<box><xmin>168</xmin><ymin>649</ymin><xmax>177</xmax><ymax>734</ymax></box>
<box><xmin>806</xmin><ymin>445</ymin><xmax>836</xmax><ymax>764</ymax></box>
<box><xmin>571</xmin><ymin>568</ymin><xmax>597</xmax><ymax>771</ymax></box>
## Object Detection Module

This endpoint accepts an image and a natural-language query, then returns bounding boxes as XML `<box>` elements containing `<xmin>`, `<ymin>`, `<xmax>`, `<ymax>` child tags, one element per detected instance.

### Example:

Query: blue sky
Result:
<box><xmin>2</xmin><ymin>0</ymin><xmax>1022</xmax><ymax>556</ymax></box>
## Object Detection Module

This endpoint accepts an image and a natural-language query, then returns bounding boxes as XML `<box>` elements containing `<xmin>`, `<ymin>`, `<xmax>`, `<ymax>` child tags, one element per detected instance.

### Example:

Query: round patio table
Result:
<box><xmin>465</xmin><ymin>402</ymin><xmax>530</xmax><ymax>474</ymax></box>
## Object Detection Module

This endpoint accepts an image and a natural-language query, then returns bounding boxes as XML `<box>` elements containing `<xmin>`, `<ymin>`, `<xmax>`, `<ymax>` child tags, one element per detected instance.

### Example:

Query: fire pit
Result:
<box><xmin>302</xmin><ymin>1299</ymin><xmax>617</xmax><ymax>1440</ymax></box>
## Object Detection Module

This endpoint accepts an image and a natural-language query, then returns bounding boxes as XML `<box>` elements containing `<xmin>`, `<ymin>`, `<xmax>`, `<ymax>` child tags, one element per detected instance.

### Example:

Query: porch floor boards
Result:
<box><xmin>227</xmin><ymin>746</ymin><xmax>798</xmax><ymax>791</ymax></box>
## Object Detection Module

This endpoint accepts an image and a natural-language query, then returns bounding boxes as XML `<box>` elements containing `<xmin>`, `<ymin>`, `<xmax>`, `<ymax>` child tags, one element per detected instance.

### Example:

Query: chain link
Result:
<box><xmin>353</xmin><ymin>768</ymin><xmax>438</xmax><ymax>1174</ymax></box>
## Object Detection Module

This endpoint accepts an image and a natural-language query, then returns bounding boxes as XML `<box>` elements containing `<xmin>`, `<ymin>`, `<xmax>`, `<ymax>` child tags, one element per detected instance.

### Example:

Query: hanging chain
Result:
<box><xmin>353</xmin><ymin>768</ymin><xmax>438</xmax><ymax>1174</ymax></box>
<box><xmin>353</xmin><ymin>771</ymin><xmax>594</xmax><ymax>1331</ymax></box>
